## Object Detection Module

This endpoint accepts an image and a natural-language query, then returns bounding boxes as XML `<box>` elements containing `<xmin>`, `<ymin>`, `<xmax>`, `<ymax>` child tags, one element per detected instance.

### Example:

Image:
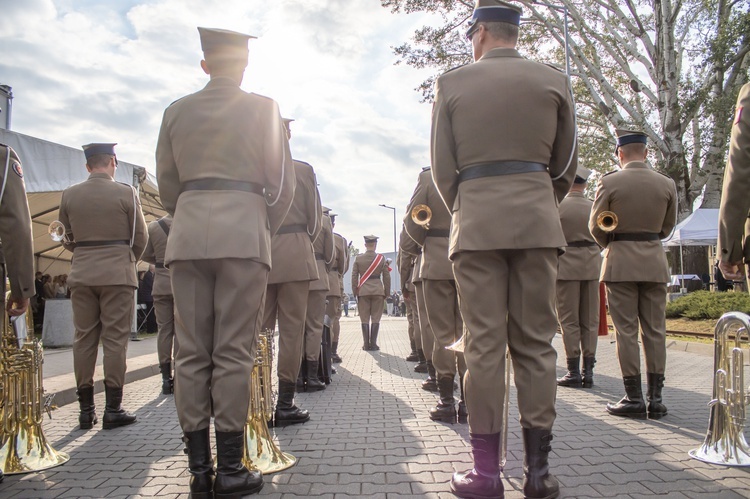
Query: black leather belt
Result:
<box><xmin>566</xmin><ymin>240</ymin><xmax>598</xmax><ymax>247</ymax></box>
<box><xmin>458</xmin><ymin>161</ymin><xmax>547</xmax><ymax>183</ymax></box>
<box><xmin>276</xmin><ymin>224</ymin><xmax>307</xmax><ymax>235</ymax></box>
<box><xmin>181</xmin><ymin>178</ymin><xmax>264</xmax><ymax>196</ymax></box>
<box><xmin>315</xmin><ymin>252</ymin><xmax>325</xmax><ymax>260</ymax></box>
<box><xmin>155</xmin><ymin>263</ymin><xmax>165</xmax><ymax>269</ymax></box>
<box><xmin>427</xmin><ymin>229</ymin><xmax>450</xmax><ymax>238</ymax></box>
<box><xmin>76</xmin><ymin>240</ymin><xmax>129</xmax><ymax>247</ymax></box>
<box><xmin>611</xmin><ymin>233</ymin><xmax>660</xmax><ymax>242</ymax></box>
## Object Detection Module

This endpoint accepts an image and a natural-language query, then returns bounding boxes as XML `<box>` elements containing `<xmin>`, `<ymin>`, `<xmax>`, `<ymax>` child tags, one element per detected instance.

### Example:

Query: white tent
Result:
<box><xmin>0</xmin><ymin>129</ymin><xmax>166</xmax><ymax>275</ymax></box>
<box><xmin>664</xmin><ymin>208</ymin><xmax>719</xmax><ymax>247</ymax></box>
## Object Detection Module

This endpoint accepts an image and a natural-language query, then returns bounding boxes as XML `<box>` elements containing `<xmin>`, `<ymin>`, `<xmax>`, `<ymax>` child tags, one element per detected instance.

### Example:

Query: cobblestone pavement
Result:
<box><xmin>3</xmin><ymin>316</ymin><xmax>750</xmax><ymax>498</ymax></box>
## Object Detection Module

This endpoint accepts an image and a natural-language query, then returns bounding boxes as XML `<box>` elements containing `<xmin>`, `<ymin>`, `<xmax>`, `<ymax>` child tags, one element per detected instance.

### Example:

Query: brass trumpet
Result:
<box><xmin>243</xmin><ymin>329</ymin><xmax>296</xmax><ymax>474</ymax></box>
<box><xmin>48</xmin><ymin>220</ymin><xmax>71</xmax><ymax>244</ymax></box>
<box><xmin>689</xmin><ymin>312</ymin><xmax>750</xmax><ymax>466</ymax></box>
<box><xmin>596</xmin><ymin>211</ymin><xmax>618</xmax><ymax>232</ymax></box>
<box><xmin>411</xmin><ymin>204</ymin><xmax>432</xmax><ymax>229</ymax></box>
<box><xmin>0</xmin><ymin>293</ymin><xmax>69</xmax><ymax>474</ymax></box>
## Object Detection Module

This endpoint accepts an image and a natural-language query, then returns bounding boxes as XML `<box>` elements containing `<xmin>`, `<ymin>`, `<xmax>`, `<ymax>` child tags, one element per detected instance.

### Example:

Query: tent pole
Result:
<box><xmin>679</xmin><ymin>240</ymin><xmax>686</xmax><ymax>293</ymax></box>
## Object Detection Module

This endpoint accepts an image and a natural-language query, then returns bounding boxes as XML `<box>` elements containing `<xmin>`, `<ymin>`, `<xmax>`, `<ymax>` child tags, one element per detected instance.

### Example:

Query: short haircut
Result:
<box><xmin>619</xmin><ymin>142</ymin><xmax>647</xmax><ymax>159</ymax></box>
<box><xmin>86</xmin><ymin>153</ymin><xmax>113</xmax><ymax>169</ymax></box>
<box><xmin>482</xmin><ymin>21</ymin><xmax>519</xmax><ymax>44</ymax></box>
<box><xmin>203</xmin><ymin>49</ymin><xmax>248</xmax><ymax>74</ymax></box>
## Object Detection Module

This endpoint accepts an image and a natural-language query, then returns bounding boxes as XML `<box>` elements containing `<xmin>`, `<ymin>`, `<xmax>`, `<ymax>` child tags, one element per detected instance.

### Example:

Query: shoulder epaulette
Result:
<box><xmin>542</xmin><ymin>62</ymin><xmax>565</xmax><ymax>73</ymax></box>
<box><xmin>293</xmin><ymin>159</ymin><xmax>312</xmax><ymax>167</ymax></box>
<box><xmin>421</xmin><ymin>166</ymin><xmax>431</xmax><ymax>171</ymax></box>
<box><xmin>601</xmin><ymin>170</ymin><xmax>618</xmax><ymax>178</ymax></box>
<box><xmin>0</xmin><ymin>142</ymin><xmax>7</xmax><ymax>148</ymax></box>
<box><xmin>167</xmin><ymin>95</ymin><xmax>188</xmax><ymax>107</ymax></box>
<box><xmin>248</xmin><ymin>92</ymin><xmax>275</xmax><ymax>102</ymax></box>
<box><xmin>441</xmin><ymin>64</ymin><xmax>468</xmax><ymax>76</ymax></box>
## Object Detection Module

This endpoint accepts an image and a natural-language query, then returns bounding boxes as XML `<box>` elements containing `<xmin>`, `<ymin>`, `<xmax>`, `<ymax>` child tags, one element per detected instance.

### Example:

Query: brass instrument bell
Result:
<box><xmin>48</xmin><ymin>221</ymin><xmax>70</xmax><ymax>243</ymax></box>
<box><xmin>596</xmin><ymin>211</ymin><xmax>618</xmax><ymax>232</ymax></box>
<box><xmin>411</xmin><ymin>204</ymin><xmax>432</xmax><ymax>229</ymax></box>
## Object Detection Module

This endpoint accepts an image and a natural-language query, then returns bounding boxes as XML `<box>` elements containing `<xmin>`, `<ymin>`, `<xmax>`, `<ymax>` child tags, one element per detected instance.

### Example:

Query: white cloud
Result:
<box><xmin>1</xmin><ymin>0</ymin><xmax>444</xmax><ymax>253</ymax></box>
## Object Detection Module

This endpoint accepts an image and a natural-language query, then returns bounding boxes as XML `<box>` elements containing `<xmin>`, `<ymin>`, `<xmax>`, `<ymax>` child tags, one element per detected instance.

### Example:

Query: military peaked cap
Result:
<box><xmin>82</xmin><ymin>143</ymin><xmax>117</xmax><ymax>159</ymax></box>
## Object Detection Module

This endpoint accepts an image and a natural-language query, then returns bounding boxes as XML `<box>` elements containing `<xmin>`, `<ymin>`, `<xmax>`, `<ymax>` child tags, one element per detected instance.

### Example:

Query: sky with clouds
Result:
<box><xmin>0</xmin><ymin>0</ymin><xmax>446</xmax><ymax>255</ymax></box>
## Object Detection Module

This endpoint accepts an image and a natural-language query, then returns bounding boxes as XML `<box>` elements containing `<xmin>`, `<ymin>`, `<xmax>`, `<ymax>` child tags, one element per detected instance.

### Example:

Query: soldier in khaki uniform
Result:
<box><xmin>403</xmin><ymin>167</ymin><xmax>467</xmax><ymax>423</ymax></box>
<box><xmin>141</xmin><ymin>215</ymin><xmax>176</xmax><ymax>395</ymax></box>
<box><xmin>556</xmin><ymin>166</ymin><xmax>602</xmax><ymax>388</ymax></box>
<box><xmin>327</xmin><ymin>217</ymin><xmax>348</xmax><ymax>361</ymax></box>
<box><xmin>351</xmin><ymin>235</ymin><xmax>390</xmax><ymax>350</ymax></box>
<box><xmin>262</xmin><ymin>118</ymin><xmax>323</xmax><ymax>425</ymax></box>
<box><xmin>432</xmin><ymin>2</ymin><xmax>578</xmax><ymax>497</ymax></box>
<box><xmin>0</xmin><ymin>144</ymin><xmax>34</xmax><ymax>485</ymax></box>
<box><xmin>156</xmin><ymin>27</ymin><xmax>295</xmax><ymax>498</ymax></box>
<box><xmin>719</xmin><ymin>83</ymin><xmax>750</xmax><ymax>290</ymax></box>
<box><xmin>590</xmin><ymin>129</ymin><xmax>677</xmax><ymax>421</ymax></box>
<box><xmin>298</xmin><ymin>201</ymin><xmax>333</xmax><ymax>392</ymax></box>
<box><xmin>59</xmin><ymin>143</ymin><xmax>148</xmax><ymax>432</ymax></box>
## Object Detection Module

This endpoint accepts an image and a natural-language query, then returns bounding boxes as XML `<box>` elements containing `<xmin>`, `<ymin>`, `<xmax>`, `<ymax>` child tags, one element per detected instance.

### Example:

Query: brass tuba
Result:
<box><xmin>411</xmin><ymin>204</ymin><xmax>432</xmax><ymax>229</ymax></box>
<box><xmin>243</xmin><ymin>329</ymin><xmax>296</xmax><ymax>474</ymax></box>
<box><xmin>48</xmin><ymin>221</ymin><xmax>71</xmax><ymax>244</ymax></box>
<box><xmin>0</xmin><ymin>294</ymin><xmax>69</xmax><ymax>474</ymax></box>
<box><xmin>689</xmin><ymin>312</ymin><xmax>750</xmax><ymax>466</ymax></box>
<box><xmin>596</xmin><ymin>211</ymin><xmax>618</xmax><ymax>232</ymax></box>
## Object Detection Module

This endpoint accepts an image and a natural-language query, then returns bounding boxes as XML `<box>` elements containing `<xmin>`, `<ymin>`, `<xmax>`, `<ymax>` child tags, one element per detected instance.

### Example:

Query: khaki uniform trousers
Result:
<box><xmin>263</xmin><ymin>281</ymin><xmax>310</xmax><ymax>384</ymax></box>
<box><xmin>606</xmin><ymin>281</ymin><xmax>667</xmax><ymax>377</ymax></box>
<box><xmin>325</xmin><ymin>298</ymin><xmax>342</xmax><ymax>343</ymax></box>
<box><xmin>153</xmin><ymin>293</ymin><xmax>177</xmax><ymax>365</ymax></box>
<box><xmin>304</xmin><ymin>290</ymin><xmax>327</xmax><ymax>361</ymax></box>
<box><xmin>423</xmin><ymin>279</ymin><xmax>466</xmax><ymax>378</ymax></box>
<box><xmin>453</xmin><ymin>249</ymin><xmax>559</xmax><ymax>434</ymax></box>
<box><xmin>405</xmin><ymin>293</ymin><xmax>417</xmax><ymax>344</ymax></box>
<box><xmin>71</xmin><ymin>285</ymin><xmax>134</xmax><ymax>390</ymax></box>
<box><xmin>556</xmin><ymin>279</ymin><xmax>599</xmax><ymax>359</ymax></box>
<box><xmin>171</xmin><ymin>259</ymin><xmax>267</xmax><ymax>433</ymax></box>
<box><xmin>358</xmin><ymin>295</ymin><xmax>384</xmax><ymax>324</ymax></box>
<box><xmin>414</xmin><ymin>283</ymin><xmax>435</xmax><ymax>361</ymax></box>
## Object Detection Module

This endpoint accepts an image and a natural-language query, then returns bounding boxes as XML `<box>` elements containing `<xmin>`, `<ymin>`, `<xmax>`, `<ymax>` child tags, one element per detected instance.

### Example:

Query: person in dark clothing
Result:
<box><xmin>138</xmin><ymin>267</ymin><xmax>157</xmax><ymax>333</ymax></box>
<box><xmin>715</xmin><ymin>261</ymin><xmax>733</xmax><ymax>291</ymax></box>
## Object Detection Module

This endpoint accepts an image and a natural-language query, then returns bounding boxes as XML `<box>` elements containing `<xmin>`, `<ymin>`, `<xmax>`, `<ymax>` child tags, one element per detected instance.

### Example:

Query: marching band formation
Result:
<box><xmin>0</xmin><ymin>0</ymin><xmax>749</xmax><ymax>498</ymax></box>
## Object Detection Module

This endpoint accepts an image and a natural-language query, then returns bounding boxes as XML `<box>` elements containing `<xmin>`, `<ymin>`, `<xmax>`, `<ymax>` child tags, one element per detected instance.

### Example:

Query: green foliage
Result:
<box><xmin>666</xmin><ymin>291</ymin><xmax>750</xmax><ymax>320</ymax></box>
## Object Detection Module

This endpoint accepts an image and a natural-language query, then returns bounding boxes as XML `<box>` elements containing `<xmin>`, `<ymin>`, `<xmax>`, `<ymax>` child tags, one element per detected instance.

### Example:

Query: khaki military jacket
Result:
<box><xmin>59</xmin><ymin>172</ymin><xmax>148</xmax><ymax>288</ymax></box>
<box><xmin>0</xmin><ymin>145</ymin><xmax>34</xmax><ymax>299</ymax></box>
<box><xmin>142</xmin><ymin>216</ymin><xmax>173</xmax><ymax>296</ymax></box>
<box><xmin>431</xmin><ymin>48</ymin><xmax>577</xmax><ymax>258</ymax></box>
<box><xmin>558</xmin><ymin>192</ymin><xmax>601</xmax><ymax>281</ymax></box>
<box><xmin>268</xmin><ymin>160</ymin><xmax>322</xmax><ymax>284</ymax></box>
<box><xmin>589</xmin><ymin>161</ymin><xmax>677</xmax><ymax>283</ymax></box>
<box><xmin>351</xmin><ymin>249</ymin><xmax>390</xmax><ymax>297</ymax></box>
<box><xmin>156</xmin><ymin>77</ymin><xmax>295</xmax><ymax>268</ymax></box>
<box><xmin>397</xmin><ymin>249</ymin><xmax>417</xmax><ymax>294</ymax></box>
<box><xmin>309</xmin><ymin>214</ymin><xmax>334</xmax><ymax>292</ymax></box>
<box><xmin>327</xmin><ymin>233</ymin><xmax>347</xmax><ymax>297</ymax></box>
<box><xmin>719</xmin><ymin>83</ymin><xmax>750</xmax><ymax>264</ymax></box>
<box><xmin>403</xmin><ymin>167</ymin><xmax>453</xmax><ymax>280</ymax></box>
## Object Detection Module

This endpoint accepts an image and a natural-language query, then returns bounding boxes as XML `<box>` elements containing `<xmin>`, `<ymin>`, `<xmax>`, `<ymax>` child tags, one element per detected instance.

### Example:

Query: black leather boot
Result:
<box><xmin>606</xmin><ymin>375</ymin><xmax>647</xmax><ymax>419</ymax></box>
<box><xmin>102</xmin><ymin>385</ymin><xmax>137</xmax><ymax>429</ymax></box>
<box><xmin>581</xmin><ymin>356</ymin><xmax>596</xmax><ymax>388</ymax></box>
<box><xmin>306</xmin><ymin>360</ymin><xmax>326</xmax><ymax>392</ymax></box>
<box><xmin>160</xmin><ymin>362</ymin><xmax>174</xmax><ymax>395</ymax></box>
<box><xmin>522</xmin><ymin>428</ymin><xmax>559</xmax><ymax>499</ymax></box>
<box><xmin>406</xmin><ymin>339</ymin><xmax>419</xmax><ymax>362</ymax></box>
<box><xmin>422</xmin><ymin>361</ymin><xmax>438</xmax><ymax>392</ymax></box>
<box><xmin>646</xmin><ymin>372</ymin><xmax>668</xmax><ymax>419</ymax></box>
<box><xmin>182</xmin><ymin>427</ymin><xmax>214</xmax><ymax>499</ymax></box>
<box><xmin>414</xmin><ymin>349</ymin><xmax>428</xmax><ymax>373</ymax></box>
<box><xmin>361</xmin><ymin>323</ymin><xmax>371</xmax><ymax>351</ymax></box>
<box><xmin>214</xmin><ymin>430</ymin><xmax>263</xmax><ymax>498</ymax></box>
<box><xmin>429</xmin><ymin>376</ymin><xmax>457</xmax><ymax>423</ymax></box>
<box><xmin>370</xmin><ymin>323</ymin><xmax>380</xmax><ymax>351</ymax></box>
<box><xmin>556</xmin><ymin>356</ymin><xmax>581</xmax><ymax>387</ymax></box>
<box><xmin>296</xmin><ymin>359</ymin><xmax>306</xmax><ymax>392</ymax></box>
<box><xmin>331</xmin><ymin>341</ymin><xmax>342</xmax><ymax>363</ymax></box>
<box><xmin>450</xmin><ymin>433</ymin><xmax>503</xmax><ymax>499</ymax></box>
<box><xmin>458</xmin><ymin>374</ymin><xmax>468</xmax><ymax>424</ymax></box>
<box><xmin>273</xmin><ymin>380</ymin><xmax>310</xmax><ymax>427</ymax></box>
<box><xmin>77</xmin><ymin>385</ymin><xmax>97</xmax><ymax>430</ymax></box>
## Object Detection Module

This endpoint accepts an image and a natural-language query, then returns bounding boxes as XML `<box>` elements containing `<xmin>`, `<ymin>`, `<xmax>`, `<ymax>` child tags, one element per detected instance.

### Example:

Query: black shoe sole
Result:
<box><xmin>606</xmin><ymin>409</ymin><xmax>646</xmax><ymax>419</ymax></box>
<box><xmin>102</xmin><ymin>419</ymin><xmax>137</xmax><ymax>430</ymax></box>
<box><xmin>450</xmin><ymin>482</ymin><xmax>504</xmax><ymax>499</ymax></box>
<box><xmin>272</xmin><ymin>416</ymin><xmax>310</xmax><ymax>427</ymax></box>
<box><xmin>429</xmin><ymin>413</ymin><xmax>457</xmax><ymax>424</ymax></box>
<box><xmin>188</xmin><ymin>492</ymin><xmax>213</xmax><ymax>499</ymax></box>
<box><xmin>306</xmin><ymin>384</ymin><xmax>326</xmax><ymax>392</ymax></box>
<box><xmin>581</xmin><ymin>381</ymin><xmax>593</xmax><ymax>388</ymax></box>
<box><xmin>214</xmin><ymin>481</ymin><xmax>263</xmax><ymax>498</ymax></box>
<box><xmin>79</xmin><ymin>420</ymin><xmax>97</xmax><ymax>430</ymax></box>
<box><xmin>648</xmin><ymin>411</ymin><xmax>667</xmax><ymax>420</ymax></box>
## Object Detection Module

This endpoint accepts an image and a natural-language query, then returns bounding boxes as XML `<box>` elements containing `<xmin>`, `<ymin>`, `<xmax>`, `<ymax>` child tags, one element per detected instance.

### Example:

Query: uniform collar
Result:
<box><xmin>621</xmin><ymin>161</ymin><xmax>649</xmax><ymax>170</ymax></box>
<box><xmin>206</xmin><ymin>76</ymin><xmax>240</xmax><ymax>89</ymax></box>
<box><xmin>88</xmin><ymin>172</ymin><xmax>114</xmax><ymax>180</ymax></box>
<box><xmin>480</xmin><ymin>47</ymin><xmax>522</xmax><ymax>61</ymax></box>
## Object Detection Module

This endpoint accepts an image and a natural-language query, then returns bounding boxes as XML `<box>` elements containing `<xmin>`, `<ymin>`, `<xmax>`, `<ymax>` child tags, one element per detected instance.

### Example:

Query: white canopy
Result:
<box><xmin>664</xmin><ymin>208</ymin><xmax>719</xmax><ymax>247</ymax></box>
<box><xmin>0</xmin><ymin>129</ymin><xmax>166</xmax><ymax>275</ymax></box>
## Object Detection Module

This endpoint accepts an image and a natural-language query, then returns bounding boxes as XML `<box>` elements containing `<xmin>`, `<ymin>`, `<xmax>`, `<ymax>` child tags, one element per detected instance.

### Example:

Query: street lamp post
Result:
<box><xmin>378</xmin><ymin>204</ymin><xmax>399</xmax><ymax>292</ymax></box>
